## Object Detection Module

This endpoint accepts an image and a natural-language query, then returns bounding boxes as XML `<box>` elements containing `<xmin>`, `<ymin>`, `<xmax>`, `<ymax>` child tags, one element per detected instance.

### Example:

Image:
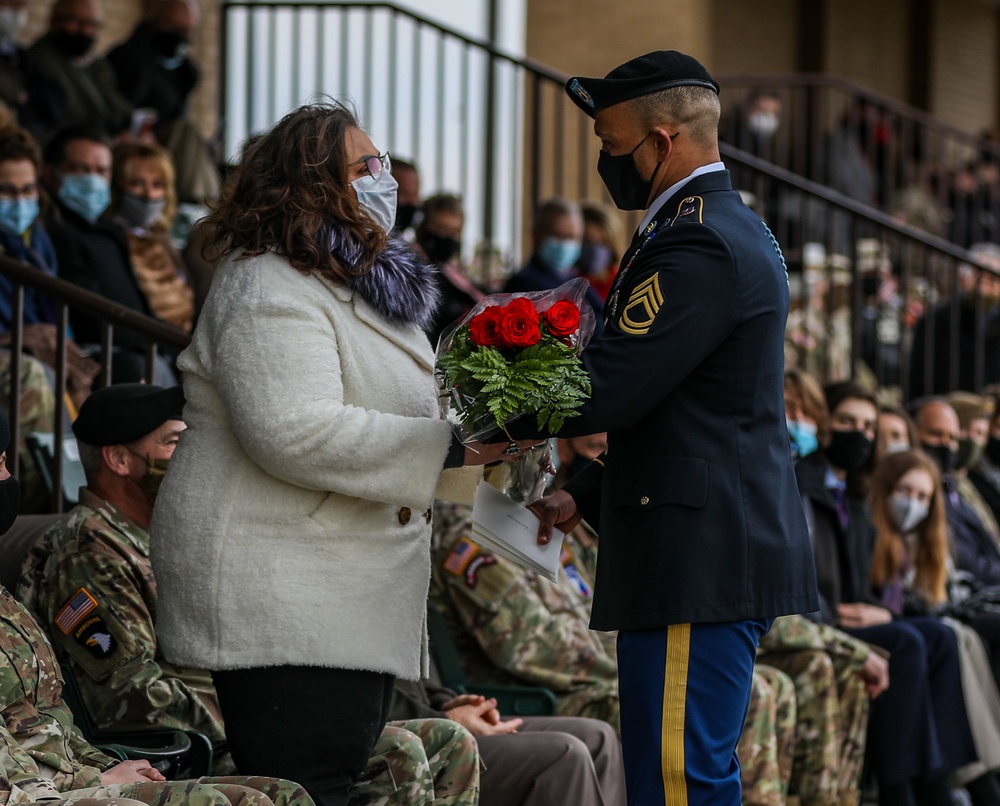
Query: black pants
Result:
<box><xmin>845</xmin><ymin>616</ymin><xmax>976</xmax><ymax>788</ymax></box>
<box><xmin>212</xmin><ymin>666</ymin><xmax>394</xmax><ymax>806</ymax></box>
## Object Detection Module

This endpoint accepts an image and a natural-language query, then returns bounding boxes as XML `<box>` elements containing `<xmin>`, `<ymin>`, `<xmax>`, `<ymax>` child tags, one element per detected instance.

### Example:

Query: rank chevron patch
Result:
<box><xmin>618</xmin><ymin>273</ymin><xmax>664</xmax><ymax>335</ymax></box>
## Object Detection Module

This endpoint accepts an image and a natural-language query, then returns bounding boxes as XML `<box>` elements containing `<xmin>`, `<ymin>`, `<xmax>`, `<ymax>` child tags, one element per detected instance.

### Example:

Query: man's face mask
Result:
<box><xmin>129</xmin><ymin>448</ymin><xmax>171</xmax><ymax>506</ymax></box>
<box><xmin>52</xmin><ymin>30</ymin><xmax>96</xmax><ymax>59</ymax></box>
<box><xmin>418</xmin><ymin>231</ymin><xmax>461</xmax><ymax>266</ymax></box>
<box><xmin>58</xmin><ymin>173</ymin><xmax>111</xmax><ymax>223</ymax></box>
<box><xmin>921</xmin><ymin>442</ymin><xmax>956</xmax><ymax>476</ymax></box>
<box><xmin>597</xmin><ymin>130</ymin><xmax>674</xmax><ymax>211</ymax></box>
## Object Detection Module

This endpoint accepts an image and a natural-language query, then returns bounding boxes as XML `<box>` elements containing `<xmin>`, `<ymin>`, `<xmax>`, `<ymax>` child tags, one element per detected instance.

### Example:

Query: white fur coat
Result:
<box><xmin>150</xmin><ymin>250</ymin><xmax>474</xmax><ymax>679</ymax></box>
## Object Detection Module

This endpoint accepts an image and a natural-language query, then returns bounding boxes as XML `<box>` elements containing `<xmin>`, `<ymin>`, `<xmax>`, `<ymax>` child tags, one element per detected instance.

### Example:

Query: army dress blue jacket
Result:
<box><xmin>512</xmin><ymin>170</ymin><xmax>818</xmax><ymax>630</ymax></box>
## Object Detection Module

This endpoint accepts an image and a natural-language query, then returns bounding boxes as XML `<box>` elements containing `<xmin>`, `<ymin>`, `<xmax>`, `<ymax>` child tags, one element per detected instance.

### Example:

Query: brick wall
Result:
<box><xmin>22</xmin><ymin>0</ymin><xmax>219</xmax><ymax>139</ymax></box>
<box><xmin>930</xmin><ymin>0</ymin><xmax>997</xmax><ymax>137</ymax></box>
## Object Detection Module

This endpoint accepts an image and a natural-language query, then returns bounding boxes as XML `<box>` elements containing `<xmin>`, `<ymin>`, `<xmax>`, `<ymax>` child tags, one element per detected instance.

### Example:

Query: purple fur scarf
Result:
<box><xmin>329</xmin><ymin>229</ymin><xmax>439</xmax><ymax>330</ymax></box>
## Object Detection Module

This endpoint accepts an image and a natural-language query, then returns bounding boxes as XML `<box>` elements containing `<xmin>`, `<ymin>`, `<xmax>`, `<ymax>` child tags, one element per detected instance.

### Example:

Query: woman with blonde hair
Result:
<box><xmin>108</xmin><ymin>141</ymin><xmax>194</xmax><ymax>331</ymax></box>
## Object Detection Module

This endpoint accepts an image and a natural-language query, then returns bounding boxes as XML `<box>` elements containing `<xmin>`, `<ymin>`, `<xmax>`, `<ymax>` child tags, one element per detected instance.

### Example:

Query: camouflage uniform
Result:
<box><xmin>349</xmin><ymin>720</ymin><xmax>479</xmax><ymax>805</ymax></box>
<box><xmin>0</xmin><ymin>351</ymin><xmax>55</xmax><ymax>514</ymax></box>
<box><xmin>431</xmin><ymin>502</ymin><xmax>804</xmax><ymax>806</ymax></box>
<box><xmin>430</xmin><ymin>503</ymin><xmax>619</xmax><ymax>731</ymax></box>
<box><xmin>740</xmin><ymin>665</ymin><xmax>797</xmax><ymax>806</ymax></box>
<box><xmin>757</xmin><ymin>614</ymin><xmax>872</xmax><ymax>806</ymax></box>
<box><xmin>16</xmin><ymin>490</ymin><xmax>232</xmax><ymax>774</ymax></box>
<box><xmin>0</xmin><ymin>584</ymin><xmax>312</xmax><ymax>806</ymax></box>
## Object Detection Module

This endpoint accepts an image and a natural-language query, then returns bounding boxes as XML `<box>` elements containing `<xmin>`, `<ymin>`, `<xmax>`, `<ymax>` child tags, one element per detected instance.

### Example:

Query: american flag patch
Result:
<box><xmin>443</xmin><ymin>538</ymin><xmax>478</xmax><ymax>575</ymax></box>
<box><xmin>55</xmin><ymin>588</ymin><xmax>98</xmax><ymax>634</ymax></box>
<box><xmin>560</xmin><ymin>546</ymin><xmax>572</xmax><ymax>566</ymax></box>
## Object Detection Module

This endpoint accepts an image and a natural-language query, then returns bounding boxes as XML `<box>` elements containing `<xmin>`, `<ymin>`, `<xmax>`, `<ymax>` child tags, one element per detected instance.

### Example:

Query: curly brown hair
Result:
<box><xmin>203</xmin><ymin>102</ymin><xmax>386</xmax><ymax>282</ymax></box>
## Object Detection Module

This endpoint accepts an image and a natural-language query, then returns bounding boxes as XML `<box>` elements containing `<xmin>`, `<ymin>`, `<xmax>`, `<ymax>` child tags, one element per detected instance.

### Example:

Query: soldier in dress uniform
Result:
<box><xmin>512</xmin><ymin>50</ymin><xmax>818</xmax><ymax>805</ymax></box>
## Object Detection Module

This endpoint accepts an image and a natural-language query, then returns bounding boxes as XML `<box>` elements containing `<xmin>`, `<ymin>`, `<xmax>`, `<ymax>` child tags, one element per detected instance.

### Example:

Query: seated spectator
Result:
<box><xmin>504</xmin><ymin>198</ymin><xmax>603</xmax><ymax>330</ymax></box>
<box><xmin>796</xmin><ymin>381</ymin><xmax>979</xmax><ymax>805</ymax></box>
<box><xmin>948</xmin><ymin>391</ymin><xmax>1000</xmax><ymax>537</ymax></box>
<box><xmin>106</xmin><ymin>0</ymin><xmax>220</xmax><ymax>205</ymax></box>
<box><xmin>970</xmin><ymin>389</ymin><xmax>1000</xmax><ymax>528</ymax></box>
<box><xmin>913</xmin><ymin>397</ymin><xmax>1000</xmax><ymax>586</ymax></box>
<box><xmin>784</xmin><ymin>367</ymin><xmax>825</xmax><ymax>460</ymax></box>
<box><xmin>17</xmin><ymin>383</ymin><xmax>479</xmax><ymax>802</ymax></box>
<box><xmin>869</xmin><ymin>449</ymin><xmax>1000</xmax><ymax>801</ymax></box>
<box><xmin>416</xmin><ymin>193</ymin><xmax>483</xmax><ymax>345</ymax></box>
<box><xmin>908</xmin><ymin>243</ymin><xmax>1000</xmax><ymax>398</ymax></box>
<box><xmin>0</xmin><ymin>404</ymin><xmax>314</xmax><ymax>806</ymax></box>
<box><xmin>41</xmin><ymin>126</ymin><xmax>173</xmax><ymax>384</ymax></box>
<box><xmin>0</xmin><ymin>0</ymin><xmax>68</xmax><ymax>141</ymax></box>
<box><xmin>108</xmin><ymin>141</ymin><xmax>194</xmax><ymax>332</ymax></box>
<box><xmin>578</xmin><ymin>202</ymin><xmax>623</xmax><ymax>303</ymax></box>
<box><xmin>877</xmin><ymin>402</ymin><xmax>916</xmax><ymax>459</ymax></box>
<box><xmin>26</xmin><ymin>0</ymin><xmax>132</xmax><ymax>138</ymax></box>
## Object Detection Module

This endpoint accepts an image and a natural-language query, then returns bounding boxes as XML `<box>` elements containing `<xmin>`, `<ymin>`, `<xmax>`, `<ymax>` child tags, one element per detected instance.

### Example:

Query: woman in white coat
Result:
<box><xmin>149</xmin><ymin>102</ymin><xmax>531</xmax><ymax>806</ymax></box>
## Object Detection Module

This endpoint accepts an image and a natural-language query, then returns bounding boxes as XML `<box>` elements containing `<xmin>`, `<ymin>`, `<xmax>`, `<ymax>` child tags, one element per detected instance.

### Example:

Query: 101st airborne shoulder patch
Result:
<box><xmin>618</xmin><ymin>273</ymin><xmax>664</xmax><ymax>335</ymax></box>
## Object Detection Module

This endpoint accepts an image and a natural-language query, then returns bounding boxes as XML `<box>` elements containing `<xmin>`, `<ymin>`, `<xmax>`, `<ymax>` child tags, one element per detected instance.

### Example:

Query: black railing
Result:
<box><xmin>0</xmin><ymin>256</ymin><xmax>189</xmax><ymax>511</ymax></box>
<box><xmin>717</xmin><ymin>73</ymin><xmax>1000</xmax><ymax>250</ymax></box>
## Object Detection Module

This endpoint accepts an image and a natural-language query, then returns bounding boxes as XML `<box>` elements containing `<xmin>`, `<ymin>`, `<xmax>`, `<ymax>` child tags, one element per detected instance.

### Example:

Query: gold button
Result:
<box><xmin>398</xmin><ymin>507</ymin><xmax>412</xmax><ymax>525</ymax></box>
<box><xmin>640</xmin><ymin>496</ymin><xmax>650</xmax><ymax>506</ymax></box>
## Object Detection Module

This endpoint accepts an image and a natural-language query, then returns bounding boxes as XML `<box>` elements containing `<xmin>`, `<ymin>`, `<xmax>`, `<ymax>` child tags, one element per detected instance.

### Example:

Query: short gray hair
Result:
<box><xmin>76</xmin><ymin>441</ymin><xmax>104</xmax><ymax>483</ymax></box>
<box><xmin>626</xmin><ymin>86</ymin><xmax>721</xmax><ymax>149</ymax></box>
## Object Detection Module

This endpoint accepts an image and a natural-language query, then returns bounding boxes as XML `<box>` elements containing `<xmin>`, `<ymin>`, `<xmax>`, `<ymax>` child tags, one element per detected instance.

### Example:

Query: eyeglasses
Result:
<box><xmin>353</xmin><ymin>152</ymin><xmax>391</xmax><ymax>182</ymax></box>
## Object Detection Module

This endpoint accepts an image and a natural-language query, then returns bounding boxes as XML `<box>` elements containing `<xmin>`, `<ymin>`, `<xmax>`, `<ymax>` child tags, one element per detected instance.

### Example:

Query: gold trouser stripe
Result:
<box><xmin>662</xmin><ymin>623</ymin><xmax>691</xmax><ymax>805</ymax></box>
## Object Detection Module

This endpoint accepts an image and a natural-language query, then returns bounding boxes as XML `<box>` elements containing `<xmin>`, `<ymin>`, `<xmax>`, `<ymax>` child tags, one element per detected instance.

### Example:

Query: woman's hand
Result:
<box><xmin>462</xmin><ymin>440</ymin><xmax>542</xmax><ymax>466</ymax></box>
<box><xmin>858</xmin><ymin>651</ymin><xmax>890</xmax><ymax>698</ymax></box>
<box><xmin>101</xmin><ymin>760</ymin><xmax>166</xmax><ymax>784</ymax></box>
<box><xmin>836</xmin><ymin>602</ymin><xmax>892</xmax><ymax>628</ymax></box>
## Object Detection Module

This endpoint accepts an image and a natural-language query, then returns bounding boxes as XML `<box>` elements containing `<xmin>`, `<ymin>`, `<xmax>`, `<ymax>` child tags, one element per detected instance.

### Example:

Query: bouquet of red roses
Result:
<box><xmin>436</xmin><ymin>278</ymin><xmax>596</xmax><ymax>444</ymax></box>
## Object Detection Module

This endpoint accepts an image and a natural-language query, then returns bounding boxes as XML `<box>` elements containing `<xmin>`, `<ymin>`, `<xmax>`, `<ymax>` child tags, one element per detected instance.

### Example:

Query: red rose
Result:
<box><xmin>499</xmin><ymin>298</ymin><xmax>541</xmax><ymax>348</ymax></box>
<box><xmin>468</xmin><ymin>306</ymin><xmax>504</xmax><ymax>346</ymax></box>
<box><xmin>544</xmin><ymin>300</ymin><xmax>582</xmax><ymax>338</ymax></box>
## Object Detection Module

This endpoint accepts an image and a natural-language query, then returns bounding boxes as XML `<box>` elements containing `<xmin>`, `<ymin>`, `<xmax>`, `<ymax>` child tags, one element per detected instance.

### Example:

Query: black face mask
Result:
<box><xmin>151</xmin><ymin>29</ymin><xmax>187</xmax><ymax>59</ymax></box>
<box><xmin>51</xmin><ymin>30</ymin><xmax>95</xmax><ymax>59</ymax></box>
<box><xmin>986</xmin><ymin>435</ymin><xmax>1000</xmax><ymax>466</ymax></box>
<box><xmin>825</xmin><ymin>430</ymin><xmax>873</xmax><ymax>472</ymax></box>
<box><xmin>394</xmin><ymin>203</ymin><xmax>420</xmax><ymax>231</ymax></box>
<box><xmin>922</xmin><ymin>442</ymin><xmax>956</xmax><ymax>476</ymax></box>
<box><xmin>597</xmin><ymin>131</ymin><xmax>665</xmax><ymax>211</ymax></box>
<box><xmin>419</xmin><ymin>232</ymin><xmax>461</xmax><ymax>266</ymax></box>
<box><xmin>0</xmin><ymin>476</ymin><xmax>20</xmax><ymax>536</ymax></box>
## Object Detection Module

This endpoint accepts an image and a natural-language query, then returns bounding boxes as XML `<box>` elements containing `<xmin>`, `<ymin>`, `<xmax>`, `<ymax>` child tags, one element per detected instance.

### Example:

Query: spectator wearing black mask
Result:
<box><xmin>970</xmin><ymin>392</ymin><xmax>1000</xmax><ymax>527</ymax></box>
<box><xmin>26</xmin><ymin>0</ymin><xmax>132</xmax><ymax>138</ymax></box>
<box><xmin>913</xmin><ymin>398</ymin><xmax>1000</xmax><ymax>587</ymax></box>
<box><xmin>391</xmin><ymin>158</ymin><xmax>420</xmax><ymax>236</ymax></box>
<box><xmin>417</xmin><ymin>193</ymin><xmax>483</xmax><ymax>345</ymax></box>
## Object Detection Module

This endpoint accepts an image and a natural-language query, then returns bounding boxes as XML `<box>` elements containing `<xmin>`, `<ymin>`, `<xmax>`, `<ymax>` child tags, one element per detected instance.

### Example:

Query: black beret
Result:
<box><xmin>565</xmin><ymin>50</ymin><xmax>720</xmax><ymax>118</ymax></box>
<box><xmin>73</xmin><ymin>384</ymin><xmax>185</xmax><ymax>446</ymax></box>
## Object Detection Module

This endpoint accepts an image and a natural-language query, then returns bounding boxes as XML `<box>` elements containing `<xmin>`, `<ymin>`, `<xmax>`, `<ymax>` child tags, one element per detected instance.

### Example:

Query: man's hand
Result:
<box><xmin>836</xmin><ymin>603</ymin><xmax>892</xmax><ymax>628</ymax></box>
<box><xmin>464</xmin><ymin>440</ymin><xmax>541</xmax><ymax>466</ymax></box>
<box><xmin>859</xmin><ymin>651</ymin><xmax>890</xmax><ymax>698</ymax></box>
<box><xmin>101</xmin><ymin>760</ymin><xmax>166</xmax><ymax>784</ymax></box>
<box><xmin>528</xmin><ymin>490</ymin><xmax>581</xmax><ymax>545</ymax></box>
<box><xmin>443</xmin><ymin>694</ymin><xmax>523</xmax><ymax>736</ymax></box>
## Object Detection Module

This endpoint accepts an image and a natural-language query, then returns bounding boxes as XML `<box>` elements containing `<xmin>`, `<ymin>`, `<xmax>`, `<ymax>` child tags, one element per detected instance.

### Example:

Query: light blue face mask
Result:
<box><xmin>58</xmin><ymin>173</ymin><xmax>111</xmax><ymax>223</ymax></box>
<box><xmin>787</xmin><ymin>419</ymin><xmax>819</xmax><ymax>459</ymax></box>
<box><xmin>0</xmin><ymin>197</ymin><xmax>39</xmax><ymax>237</ymax></box>
<box><xmin>539</xmin><ymin>238</ymin><xmax>582</xmax><ymax>277</ymax></box>
<box><xmin>351</xmin><ymin>168</ymin><xmax>398</xmax><ymax>235</ymax></box>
